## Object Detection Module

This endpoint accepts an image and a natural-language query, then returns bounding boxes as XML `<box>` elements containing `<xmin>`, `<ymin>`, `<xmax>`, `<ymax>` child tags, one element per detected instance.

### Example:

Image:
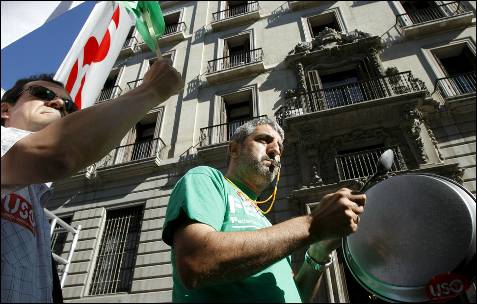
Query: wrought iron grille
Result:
<box><xmin>96</xmin><ymin>85</ymin><xmax>122</xmax><ymax>103</ymax></box>
<box><xmin>335</xmin><ymin>146</ymin><xmax>407</xmax><ymax>181</ymax></box>
<box><xmin>95</xmin><ymin>137</ymin><xmax>166</xmax><ymax>169</ymax></box>
<box><xmin>89</xmin><ymin>206</ymin><xmax>144</xmax><ymax>295</ymax></box>
<box><xmin>207</xmin><ymin>48</ymin><xmax>263</xmax><ymax>73</ymax></box>
<box><xmin>199</xmin><ymin>115</ymin><xmax>267</xmax><ymax>147</ymax></box>
<box><xmin>212</xmin><ymin>1</ymin><xmax>259</xmax><ymax>22</ymax></box>
<box><xmin>397</xmin><ymin>2</ymin><xmax>470</xmax><ymax>28</ymax></box>
<box><xmin>275</xmin><ymin>71</ymin><xmax>427</xmax><ymax>125</ymax></box>
<box><xmin>122</xmin><ymin>36</ymin><xmax>138</xmax><ymax>49</ymax></box>
<box><xmin>434</xmin><ymin>72</ymin><xmax>476</xmax><ymax>99</ymax></box>
<box><xmin>163</xmin><ymin>22</ymin><xmax>187</xmax><ymax>35</ymax></box>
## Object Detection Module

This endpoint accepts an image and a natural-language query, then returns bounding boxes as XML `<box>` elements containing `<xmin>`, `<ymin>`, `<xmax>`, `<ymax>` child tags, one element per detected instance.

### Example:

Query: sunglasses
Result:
<box><xmin>20</xmin><ymin>85</ymin><xmax>74</xmax><ymax>114</ymax></box>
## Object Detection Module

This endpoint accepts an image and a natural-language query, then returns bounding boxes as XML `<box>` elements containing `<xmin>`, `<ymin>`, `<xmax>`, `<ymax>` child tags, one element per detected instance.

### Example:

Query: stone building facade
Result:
<box><xmin>48</xmin><ymin>1</ymin><xmax>476</xmax><ymax>302</ymax></box>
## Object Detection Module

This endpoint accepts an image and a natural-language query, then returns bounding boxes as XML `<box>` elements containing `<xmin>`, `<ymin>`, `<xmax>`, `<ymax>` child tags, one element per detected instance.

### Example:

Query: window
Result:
<box><xmin>222</xmin><ymin>89</ymin><xmax>253</xmax><ymax>139</ymax></box>
<box><xmin>400</xmin><ymin>1</ymin><xmax>445</xmax><ymax>24</ymax></box>
<box><xmin>163</xmin><ymin>11</ymin><xmax>181</xmax><ymax>35</ymax></box>
<box><xmin>131</xmin><ymin>121</ymin><xmax>156</xmax><ymax>160</ymax></box>
<box><xmin>97</xmin><ymin>70</ymin><xmax>121</xmax><ymax>103</ymax></box>
<box><xmin>433</xmin><ymin>44</ymin><xmax>476</xmax><ymax>97</ymax></box>
<box><xmin>336</xmin><ymin>145</ymin><xmax>405</xmax><ymax>181</ymax></box>
<box><xmin>123</xmin><ymin>26</ymin><xmax>135</xmax><ymax>48</ymax></box>
<box><xmin>89</xmin><ymin>206</ymin><xmax>144</xmax><ymax>295</ymax></box>
<box><xmin>223</xmin><ymin>33</ymin><xmax>251</xmax><ymax>68</ymax></box>
<box><xmin>226</xmin><ymin>1</ymin><xmax>249</xmax><ymax>18</ymax></box>
<box><xmin>307</xmin><ymin>12</ymin><xmax>342</xmax><ymax>38</ymax></box>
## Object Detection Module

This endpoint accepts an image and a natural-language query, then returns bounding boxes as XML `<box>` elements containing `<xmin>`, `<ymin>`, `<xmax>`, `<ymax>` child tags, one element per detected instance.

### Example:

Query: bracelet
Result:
<box><xmin>304</xmin><ymin>250</ymin><xmax>334</xmax><ymax>271</ymax></box>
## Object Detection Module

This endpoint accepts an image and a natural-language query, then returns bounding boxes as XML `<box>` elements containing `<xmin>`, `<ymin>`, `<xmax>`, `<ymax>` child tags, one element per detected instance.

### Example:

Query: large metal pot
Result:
<box><xmin>342</xmin><ymin>173</ymin><xmax>476</xmax><ymax>302</ymax></box>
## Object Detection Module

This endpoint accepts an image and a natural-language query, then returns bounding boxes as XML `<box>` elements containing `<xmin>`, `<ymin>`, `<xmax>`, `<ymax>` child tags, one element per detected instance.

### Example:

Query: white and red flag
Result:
<box><xmin>54</xmin><ymin>1</ymin><xmax>134</xmax><ymax>110</ymax></box>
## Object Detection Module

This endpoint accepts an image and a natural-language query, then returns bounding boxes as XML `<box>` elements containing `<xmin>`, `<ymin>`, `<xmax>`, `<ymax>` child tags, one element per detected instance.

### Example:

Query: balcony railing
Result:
<box><xmin>96</xmin><ymin>85</ymin><xmax>122</xmax><ymax>103</ymax></box>
<box><xmin>275</xmin><ymin>71</ymin><xmax>427</xmax><ymax>125</ymax></box>
<box><xmin>163</xmin><ymin>22</ymin><xmax>187</xmax><ymax>36</ymax></box>
<box><xmin>207</xmin><ymin>48</ymin><xmax>263</xmax><ymax>73</ymax></box>
<box><xmin>433</xmin><ymin>72</ymin><xmax>476</xmax><ymax>100</ymax></box>
<box><xmin>95</xmin><ymin>137</ymin><xmax>166</xmax><ymax>169</ymax></box>
<box><xmin>397</xmin><ymin>2</ymin><xmax>470</xmax><ymax>28</ymax></box>
<box><xmin>199</xmin><ymin>115</ymin><xmax>267</xmax><ymax>147</ymax></box>
<box><xmin>336</xmin><ymin>146</ymin><xmax>407</xmax><ymax>181</ymax></box>
<box><xmin>127</xmin><ymin>78</ymin><xmax>144</xmax><ymax>90</ymax></box>
<box><xmin>212</xmin><ymin>1</ymin><xmax>259</xmax><ymax>22</ymax></box>
<box><xmin>122</xmin><ymin>36</ymin><xmax>138</xmax><ymax>49</ymax></box>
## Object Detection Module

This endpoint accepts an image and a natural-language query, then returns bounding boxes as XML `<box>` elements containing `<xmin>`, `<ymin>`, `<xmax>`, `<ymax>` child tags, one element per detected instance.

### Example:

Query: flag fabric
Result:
<box><xmin>123</xmin><ymin>1</ymin><xmax>165</xmax><ymax>53</ymax></box>
<box><xmin>54</xmin><ymin>1</ymin><xmax>134</xmax><ymax>110</ymax></box>
<box><xmin>1</xmin><ymin>1</ymin><xmax>85</xmax><ymax>50</ymax></box>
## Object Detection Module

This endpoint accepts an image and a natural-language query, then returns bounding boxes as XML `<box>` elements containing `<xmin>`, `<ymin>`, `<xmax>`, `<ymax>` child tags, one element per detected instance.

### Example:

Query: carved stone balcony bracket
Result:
<box><xmin>402</xmin><ymin>106</ymin><xmax>428</xmax><ymax>163</ymax></box>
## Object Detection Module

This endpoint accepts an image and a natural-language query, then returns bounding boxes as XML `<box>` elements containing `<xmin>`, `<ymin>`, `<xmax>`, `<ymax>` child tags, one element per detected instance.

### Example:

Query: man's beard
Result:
<box><xmin>239</xmin><ymin>151</ymin><xmax>278</xmax><ymax>184</ymax></box>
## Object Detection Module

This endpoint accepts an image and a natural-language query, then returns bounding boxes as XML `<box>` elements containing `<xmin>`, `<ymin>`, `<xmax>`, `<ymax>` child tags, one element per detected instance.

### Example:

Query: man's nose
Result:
<box><xmin>45</xmin><ymin>98</ymin><xmax>65</xmax><ymax>111</ymax></box>
<box><xmin>267</xmin><ymin>141</ymin><xmax>281</xmax><ymax>160</ymax></box>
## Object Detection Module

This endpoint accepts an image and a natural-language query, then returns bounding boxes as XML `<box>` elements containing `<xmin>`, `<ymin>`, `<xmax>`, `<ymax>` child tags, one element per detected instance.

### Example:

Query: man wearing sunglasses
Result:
<box><xmin>1</xmin><ymin>59</ymin><xmax>184</xmax><ymax>303</ymax></box>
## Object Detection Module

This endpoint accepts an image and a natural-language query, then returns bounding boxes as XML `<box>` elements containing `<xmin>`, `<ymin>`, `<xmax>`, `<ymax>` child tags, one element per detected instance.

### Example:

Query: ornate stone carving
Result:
<box><xmin>296</xmin><ymin>63</ymin><xmax>306</xmax><ymax>92</ymax></box>
<box><xmin>451</xmin><ymin>167</ymin><xmax>465</xmax><ymax>184</ymax></box>
<box><xmin>310</xmin><ymin>164</ymin><xmax>324</xmax><ymax>186</ymax></box>
<box><xmin>424</xmin><ymin>118</ymin><xmax>444</xmax><ymax>162</ymax></box>
<box><xmin>403</xmin><ymin>107</ymin><xmax>428</xmax><ymax>163</ymax></box>
<box><xmin>289</xmin><ymin>28</ymin><xmax>375</xmax><ymax>55</ymax></box>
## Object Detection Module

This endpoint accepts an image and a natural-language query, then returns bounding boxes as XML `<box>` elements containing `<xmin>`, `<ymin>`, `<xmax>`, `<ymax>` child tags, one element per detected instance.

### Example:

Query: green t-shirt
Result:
<box><xmin>162</xmin><ymin>166</ymin><xmax>302</xmax><ymax>303</ymax></box>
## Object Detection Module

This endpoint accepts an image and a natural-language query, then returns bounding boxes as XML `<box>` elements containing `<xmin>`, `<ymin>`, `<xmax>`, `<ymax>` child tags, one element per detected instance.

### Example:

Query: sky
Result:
<box><xmin>1</xmin><ymin>1</ymin><xmax>96</xmax><ymax>90</ymax></box>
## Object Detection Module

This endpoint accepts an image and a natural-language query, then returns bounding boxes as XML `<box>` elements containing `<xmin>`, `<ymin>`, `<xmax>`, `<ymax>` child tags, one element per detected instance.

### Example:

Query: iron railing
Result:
<box><xmin>199</xmin><ymin>115</ymin><xmax>267</xmax><ymax>147</ymax></box>
<box><xmin>163</xmin><ymin>22</ymin><xmax>187</xmax><ymax>36</ymax></box>
<box><xmin>433</xmin><ymin>72</ymin><xmax>476</xmax><ymax>100</ymax></box>
<box><xmin>397</xmin><ymin>2</ymin><xmax>470</xmax><ymax>28</ymax></box>
<box><xmin>95</xmin><ymin>137</ymin><xmax>166</xmax><ymax>169</ymax></box>
<box><xmin>127</xmin><ymin>78</ymin><xmax>144</xmax><ymax>90</ymax></box>
<box><xmin>96</xmin><ymin>85</ymin><xmax>122</xmax><ymax>103</ymax></box>
<box><xmin>336</xmin><ymin>146</ymin><xmax>407</xmax><ymax>181</ymax></box>
<box><xmin>207</xmin><ymin>48</ymin><xmax>263</xmax><ymax>73</ymax></box>
<box><xmin>122</xmin><ymin>36</ymin><xmax>138</xmax><ymax>49</ymax></box>
<box><xmin>275</xmin><ymin>71</ymin><xmax>427</xmax><ymax>125</ymax></box>
<box><xmin>212</xmin><ymin>1</ymin><xmax>259</xmax><ymax>22</ymax></box>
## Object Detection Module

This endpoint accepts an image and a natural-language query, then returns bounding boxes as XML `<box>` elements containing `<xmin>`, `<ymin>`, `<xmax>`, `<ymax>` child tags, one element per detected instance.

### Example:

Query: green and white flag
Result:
<box><xmin>123</xmin><ymin>1</ymin><xmax>165</xmax><ymax>52</ymax></box>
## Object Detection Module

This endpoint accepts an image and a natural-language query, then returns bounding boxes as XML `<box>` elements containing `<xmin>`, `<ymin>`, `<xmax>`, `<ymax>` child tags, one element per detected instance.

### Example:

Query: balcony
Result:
<box><xmin>211</xmin><ymin>1</ymin><xmax>260</xmax><ymax>31</ymax></box>
<box><xmin>94</xmin><ymin>137</ymin><xmax>166</xmax><ymax>169</ymax></box>
<box><xmin>396</xmin><ymin>2</ymin><xmax>473</xmax><ymax>39</ymax></box>
<box><xmin>336</xmin><ymin>146</ymin><xmax>407</xmax><ymax>181</ymax></box>
<box><xmin>275</xmin><ymin>71</ymin><xmax>428</xmax><ymax>126</ymax></box>
<box><xmin>119</xmin><ymin>36</ymin><xmax>138</xmax><ymax>56</ymax></box>
<box><xmin>433</xmin><ymin>72</ymin><xmax>476</xmax><ymax>100</ymax></box>
<box><xmin>206</xmin><ymin>48</ymin><xmax>265</xmax><ymax>84</ymax></box>
<box><xmin>199</xmin><ymin>115</ymin><xmax>266</xmax><ymax>148</ymax></box>
<box><xmin>96</xmin><ymin>85</ymin><xmax>122</xmax><ymax>104</ymax></box>
<box><xmin>158</xmin><ymin>22</ymin><xmax>187</xmax><ymax>44</ymax></box>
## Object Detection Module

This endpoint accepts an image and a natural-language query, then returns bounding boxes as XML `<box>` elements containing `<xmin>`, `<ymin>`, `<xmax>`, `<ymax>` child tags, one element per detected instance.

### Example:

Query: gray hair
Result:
<box><xmin>230</xmin><ymin>117</ymin><xmax>284</xmax><ymax>144</ymax></box>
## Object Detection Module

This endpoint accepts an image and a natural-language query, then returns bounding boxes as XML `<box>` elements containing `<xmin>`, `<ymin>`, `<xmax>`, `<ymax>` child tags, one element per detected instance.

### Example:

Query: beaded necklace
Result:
<box><xmin>224</xmin><ymin>169</ymin><xmax>281</xmax><ymax>215</ymax></box>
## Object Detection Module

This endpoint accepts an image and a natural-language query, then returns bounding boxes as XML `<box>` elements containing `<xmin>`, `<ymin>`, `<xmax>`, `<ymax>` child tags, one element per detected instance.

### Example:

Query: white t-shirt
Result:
<box><xmin>1</xmin><ymin>126</ymin><xmax>53</xmax><ymax>303</ymax></box>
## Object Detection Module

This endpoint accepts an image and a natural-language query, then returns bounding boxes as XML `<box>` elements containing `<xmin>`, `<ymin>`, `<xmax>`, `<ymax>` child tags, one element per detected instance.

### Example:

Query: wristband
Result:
<box><xmin>304</xmin><ymin>250</ymin><xmax>333</xmax><ymax>271</ymax></box>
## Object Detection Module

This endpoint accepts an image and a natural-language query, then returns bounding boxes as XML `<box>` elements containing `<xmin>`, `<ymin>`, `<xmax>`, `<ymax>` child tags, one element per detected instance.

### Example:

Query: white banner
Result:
<box><xmin>54</xmin><ymin>1</ymin><xmax>134</xmax><ymax>109</ymax></box>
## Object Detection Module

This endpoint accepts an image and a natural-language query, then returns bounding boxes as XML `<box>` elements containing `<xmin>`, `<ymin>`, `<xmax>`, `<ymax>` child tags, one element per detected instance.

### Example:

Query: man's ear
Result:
<box><xmin>1</xmin><ymin>102</ymin><xmax>11</xmax><ymax>122</ymax></box>
<box><xmin>228</xmin><ymin>141</ymin><xmax>240</xmax><ymax>160</ymax></box>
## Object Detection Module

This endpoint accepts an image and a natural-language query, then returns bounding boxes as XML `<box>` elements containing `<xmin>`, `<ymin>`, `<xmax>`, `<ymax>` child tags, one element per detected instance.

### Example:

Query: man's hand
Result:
<box><xmin>139</xmin><ymin>59</ymin><xmax>185</xmax><ymax>103</ymax></box>
<box><xmin>309</xmin><ymin>188</ymin><xmax>366</xmax><ymax>244</ymax></box>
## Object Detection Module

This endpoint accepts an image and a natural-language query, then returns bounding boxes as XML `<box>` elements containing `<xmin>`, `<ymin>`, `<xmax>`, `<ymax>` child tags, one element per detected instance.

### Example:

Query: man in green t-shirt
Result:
<box><xmin>162</xmin><ymin>117</ymin><xmax>366</xmax><ymax>302</ymax></box>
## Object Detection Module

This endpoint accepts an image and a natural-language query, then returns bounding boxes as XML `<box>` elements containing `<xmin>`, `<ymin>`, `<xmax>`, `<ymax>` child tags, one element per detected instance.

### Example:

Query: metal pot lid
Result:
<box><xmin>343</xmin><ymin>174</ymin><xmax>476</xmax><ymax>302</ymax></box>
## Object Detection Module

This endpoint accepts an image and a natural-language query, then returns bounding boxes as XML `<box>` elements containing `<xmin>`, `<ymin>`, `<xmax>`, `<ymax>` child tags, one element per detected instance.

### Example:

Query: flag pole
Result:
<box><xmin>155</xmin><ymin>40</ymin><xmax>162</xmax><ymax>60</ymax></box>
